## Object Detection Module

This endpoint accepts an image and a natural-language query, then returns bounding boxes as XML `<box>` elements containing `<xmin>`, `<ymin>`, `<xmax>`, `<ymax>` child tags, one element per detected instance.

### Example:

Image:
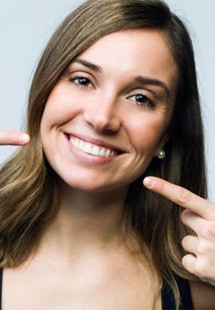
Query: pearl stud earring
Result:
<box><xmin>157</xmin><ymin>150</ymin><xmax>166</xmax><ymax>159</ymax></box>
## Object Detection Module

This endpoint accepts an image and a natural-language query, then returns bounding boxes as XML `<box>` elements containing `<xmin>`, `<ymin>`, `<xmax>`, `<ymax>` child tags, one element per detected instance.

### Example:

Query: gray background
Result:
<box><xmin>1</xmin><ymin>0</ymin><xmax>215</xmax><ymax>199</ymax></box>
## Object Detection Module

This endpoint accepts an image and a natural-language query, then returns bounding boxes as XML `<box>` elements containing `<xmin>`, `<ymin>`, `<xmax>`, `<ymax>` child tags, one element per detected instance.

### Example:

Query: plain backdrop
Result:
<box><xmin>1</xmin><ymin>0</ymin><xmax>215</xmax><ymax>199</ymax></box>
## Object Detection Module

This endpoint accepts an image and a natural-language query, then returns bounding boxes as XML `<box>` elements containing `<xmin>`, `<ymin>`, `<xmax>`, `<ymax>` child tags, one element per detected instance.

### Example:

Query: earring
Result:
<box><xmin>157</xmin><ymin>150</ymin><xmax>166</xmax><ymax>159</ymax></box>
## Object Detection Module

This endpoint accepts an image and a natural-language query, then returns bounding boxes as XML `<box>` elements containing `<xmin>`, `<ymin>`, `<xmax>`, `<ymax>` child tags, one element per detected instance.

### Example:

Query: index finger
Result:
<box><xmin>143</xmin><ymin>176</ymin><xmax>215</xmax><ymax>220</ymax></box>
<box><xmin>0</xmin><ymin>131</ymin><xmax>30</xmax><ymax>146</ymax></box>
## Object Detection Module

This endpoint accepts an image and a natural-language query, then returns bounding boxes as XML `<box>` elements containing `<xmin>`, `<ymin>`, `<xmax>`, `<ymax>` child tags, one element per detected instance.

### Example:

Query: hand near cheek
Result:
<box><xmin>0</xmin><ymin>130</ymin><xmax>30</xmax><ymax>146</ymax></box>
<box><xmin>143</xmin><ymin>176</ymin><xmax>215</xmax><ymax>286</ymax></box>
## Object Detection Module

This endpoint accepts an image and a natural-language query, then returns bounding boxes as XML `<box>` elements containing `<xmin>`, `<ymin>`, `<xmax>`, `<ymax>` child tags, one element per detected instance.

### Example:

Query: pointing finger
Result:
<box><xmin>143</xmin><ymin>176</ymin><xmax>215</xmax><ymax>220</ymax></box>
<box><xmin>0</xmin><ymin>131</ymin><xmax>30</xmax><ymax>146</ymax></box>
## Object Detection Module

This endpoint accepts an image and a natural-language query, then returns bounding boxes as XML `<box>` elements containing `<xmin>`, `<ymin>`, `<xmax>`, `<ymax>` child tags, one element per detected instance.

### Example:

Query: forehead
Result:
<box><xmin>78</xmin><ymin>29</ymin><xmax>178</xmax><ymax>92</ymax></box>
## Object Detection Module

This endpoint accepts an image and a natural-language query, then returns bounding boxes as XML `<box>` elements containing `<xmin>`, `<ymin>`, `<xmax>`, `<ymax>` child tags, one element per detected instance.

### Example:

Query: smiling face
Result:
<box><xmin>40</xmin><ymin>29</ymin><xmax>178</xmax><ymax>192</ymax></box>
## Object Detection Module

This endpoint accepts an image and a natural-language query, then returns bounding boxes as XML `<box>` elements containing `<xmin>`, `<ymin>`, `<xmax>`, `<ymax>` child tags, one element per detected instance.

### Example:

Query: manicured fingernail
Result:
<box><xmin>143</xmin><ymin>177</ymin><xmax>153</xmax><ymax>187</ymax></box>
<box><xmin>19</xmin><ymin>133</ymin><xmax>30</xmax><ymax>144</ymax></box>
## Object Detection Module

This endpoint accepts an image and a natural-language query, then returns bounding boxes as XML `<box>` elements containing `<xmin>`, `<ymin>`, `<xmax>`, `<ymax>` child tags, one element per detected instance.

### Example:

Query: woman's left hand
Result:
<box><xmin>143</xmin><ymin>176</ymin><xmax>215</xmax><ymax>286</ymax></box>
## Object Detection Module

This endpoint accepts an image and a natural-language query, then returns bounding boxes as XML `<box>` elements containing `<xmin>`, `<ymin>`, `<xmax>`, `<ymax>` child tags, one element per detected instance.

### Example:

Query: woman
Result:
<box><xmin>0</xmin><ymin>0</ymin><xmax>215</xmax><ymax>309</ymax></box>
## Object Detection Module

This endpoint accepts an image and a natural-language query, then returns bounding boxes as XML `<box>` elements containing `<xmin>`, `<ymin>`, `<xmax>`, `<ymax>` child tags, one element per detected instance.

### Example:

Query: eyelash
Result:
<box><xmin>129</xmin><ymin>94</ymin><xmax>156</xmax><ymax>109</ymax></box>
<box><xmin>69</xmin><ymin>74</ymin><xmax>156</xmax><ymax>109</ymax></box>
<box><xmin>70</xmin><ymin>75</ymin><xmax>93</xmax><ymax>89</ymax></box>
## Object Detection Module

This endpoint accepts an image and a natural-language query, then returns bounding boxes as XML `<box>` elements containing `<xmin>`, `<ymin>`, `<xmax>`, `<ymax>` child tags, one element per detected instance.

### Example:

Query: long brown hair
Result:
<box><xmin>0</xmin><ymin>0</ymin><xmax>206</xmax><ymax>307</ymax></box>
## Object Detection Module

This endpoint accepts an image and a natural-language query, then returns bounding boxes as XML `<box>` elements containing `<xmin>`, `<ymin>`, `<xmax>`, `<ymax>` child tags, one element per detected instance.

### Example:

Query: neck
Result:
<box><xmin>40</xmin><ymin>182</ymin><xmax>129</xmax><ymax>259</ymax></box>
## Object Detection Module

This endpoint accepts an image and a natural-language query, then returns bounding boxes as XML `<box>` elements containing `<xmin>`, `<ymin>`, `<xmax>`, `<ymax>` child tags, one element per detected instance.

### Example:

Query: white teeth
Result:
<box><xmin>105</xmin><ymin>149</ymin><xmax>111</xmax><ymax>157</ymax></box>
<box><xmin>99</xmin><ymin>148</ymin><xmax>105</xmax><ymax>156</ymax></box>
<box><xmin>70</xmin><ymin>137</ymin><xmax>117</xmax><ymax>157</ymax></box>
<box><xmin>83</xmin><ymin>144</ymin><xmax>91</xmax><ymax>153</ymax></box>
<box><xmin>91</xmin><ymin>146</ymin><xmax>100</xmax><ymax>156</ymax></box>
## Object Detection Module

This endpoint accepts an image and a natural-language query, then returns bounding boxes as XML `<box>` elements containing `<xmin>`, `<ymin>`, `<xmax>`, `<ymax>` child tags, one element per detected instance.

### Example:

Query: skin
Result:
<box><xmin>0</xmin><ymin>131</ymin><xmax>30</xmax><ymax>145</ymax></box>
<box><xmin>144</xmin><ymin>177</ymin><xmax>215</xmax><ymax>287</ymax></box>
<box><xmin>40</xmin><ymin>30</ymin><xmax>176</xmax><ymax>193</ymax></box>
<box><xmin>1</xmin><ymin>30</ymin><xmax>215</xmax><ymax>309</ymax></box>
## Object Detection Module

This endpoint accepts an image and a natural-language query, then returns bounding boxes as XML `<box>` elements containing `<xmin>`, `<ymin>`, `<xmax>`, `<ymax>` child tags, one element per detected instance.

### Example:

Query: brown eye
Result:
<box><xmin>72</xmin><ymin>76</ymin><xmax>91</xmax><ymax>87</ymax></box>
<box><xmin>130</xmin><ymin>94</ymin><xmax>155</xmax><ymax>108</ymax></box>
<box><xmin>70</xmin><ymin>76</ymin><xmax>92</xmax><ymax>88</ymax></box>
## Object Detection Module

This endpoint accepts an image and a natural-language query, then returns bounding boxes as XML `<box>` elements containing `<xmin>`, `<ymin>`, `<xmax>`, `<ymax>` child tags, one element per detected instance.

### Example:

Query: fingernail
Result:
<box><xmin>143</xmin><ymin>177</ymin><xmax>153</xmax><ymax>187</ymax></box>
<box><xmin>19</xmin><ymin>133</ymin><xmax>30</xmax><ymax>144</ymax></box>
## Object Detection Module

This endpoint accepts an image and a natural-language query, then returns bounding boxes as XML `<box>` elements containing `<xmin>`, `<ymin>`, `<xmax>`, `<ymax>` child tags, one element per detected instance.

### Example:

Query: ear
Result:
<box><xmin>154</xmin><ymin>133</ymin><xmax>169</xmax><ymax>158</ymax></box>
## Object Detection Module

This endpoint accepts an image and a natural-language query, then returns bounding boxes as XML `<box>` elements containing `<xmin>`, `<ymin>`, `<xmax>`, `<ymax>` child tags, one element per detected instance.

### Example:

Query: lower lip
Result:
<box><xmin>66</xmin><ymin>135</ymin><xmax>121</xmax><ymax>165</ymax></box>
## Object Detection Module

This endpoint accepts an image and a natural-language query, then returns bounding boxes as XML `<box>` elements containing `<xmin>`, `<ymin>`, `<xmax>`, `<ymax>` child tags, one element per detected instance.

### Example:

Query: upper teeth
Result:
<box><xmin>70</xmin><ymin>137</ymin><xmax>117</xmax><ymax>157</ymax></box>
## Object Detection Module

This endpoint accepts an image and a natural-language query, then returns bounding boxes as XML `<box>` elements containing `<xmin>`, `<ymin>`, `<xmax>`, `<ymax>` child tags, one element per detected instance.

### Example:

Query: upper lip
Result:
<box><xmin>66</xmin><ymin>133</ymin><xmax>126</xmax><ymax>154</ymax></box>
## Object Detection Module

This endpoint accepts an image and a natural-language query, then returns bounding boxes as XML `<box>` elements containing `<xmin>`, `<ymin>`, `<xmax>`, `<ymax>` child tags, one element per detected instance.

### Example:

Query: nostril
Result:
<box><xmin>83</xmin><ymin>100</ymin><xmax>121</xmax><ymax>133</ymax></box>
<box><xmin>84</xmin><ymin>114</ymin><xmax>121</xmax><ymax>134</ymax></box>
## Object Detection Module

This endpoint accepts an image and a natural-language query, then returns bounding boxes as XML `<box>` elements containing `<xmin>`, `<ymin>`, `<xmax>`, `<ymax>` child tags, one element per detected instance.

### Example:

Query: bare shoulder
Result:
<box><xmin>190</xmin><ymin>280</ymin><xmax>215</xmax><ymax>309</ymax></box>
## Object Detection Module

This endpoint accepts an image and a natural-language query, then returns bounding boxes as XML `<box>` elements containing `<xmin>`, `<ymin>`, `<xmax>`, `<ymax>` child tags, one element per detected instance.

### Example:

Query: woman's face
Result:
<box><xmin>40</xmin><ymin>29</ymin><xmax>178</xmax><ymax>192</ymax></box>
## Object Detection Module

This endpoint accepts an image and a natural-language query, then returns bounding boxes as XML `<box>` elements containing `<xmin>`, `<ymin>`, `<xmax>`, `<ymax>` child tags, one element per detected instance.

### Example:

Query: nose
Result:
<box><xmin>83</xmin><ymin>94</ymin><xmax>121</xmax><ymax>133</ymax></box>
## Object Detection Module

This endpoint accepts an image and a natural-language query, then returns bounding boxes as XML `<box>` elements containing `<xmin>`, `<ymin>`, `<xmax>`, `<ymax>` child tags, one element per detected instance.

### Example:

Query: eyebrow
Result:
<box><xmin>73</xmin><ymin>58</ymin><xmax>103</xmax><ymax>73</ymax></box>
<box><xmin>134</xmin><ymin>76</ymin><xmax>171</xmax><ymax>99</ymax></box>
<box><xmin>73</xmin><ymin>58</ymin><xmax>171</xmax><ymax>98</ymax></box>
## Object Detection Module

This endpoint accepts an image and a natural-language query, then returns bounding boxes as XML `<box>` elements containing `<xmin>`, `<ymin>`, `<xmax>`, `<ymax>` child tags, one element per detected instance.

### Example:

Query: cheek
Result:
<box><xmin>127</xmin><ymin>116</ymin><xmax>168</xmax><ymax>152</ymax></box>
<box><xmin>40</xmin><ymin>103</ymin><xmax>73</xmax><ymax>136</ymax></box>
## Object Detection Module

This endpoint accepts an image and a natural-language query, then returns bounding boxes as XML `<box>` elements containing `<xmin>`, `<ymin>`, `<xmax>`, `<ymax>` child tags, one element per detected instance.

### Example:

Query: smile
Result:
<box><xmin>69</xmin><ymin>137</ymin><xmax>118</xmax><ymax>157</ymax></box>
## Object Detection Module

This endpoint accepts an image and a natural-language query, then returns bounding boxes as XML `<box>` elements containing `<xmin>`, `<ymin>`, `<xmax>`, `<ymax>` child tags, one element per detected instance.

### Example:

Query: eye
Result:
<box><xmin>70</xmin><ymin>75</ymin><xmax>93</xmax><ymax>89</ymax></box>
<box><xmin>129</xmin><ymin>94</ymin><xmax>155</xmax><ymax>108</ymax></box>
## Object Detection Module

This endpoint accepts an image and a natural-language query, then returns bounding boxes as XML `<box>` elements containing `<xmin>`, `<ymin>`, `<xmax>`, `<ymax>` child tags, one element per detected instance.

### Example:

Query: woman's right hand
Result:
<box><xmin>0</xmin><ymin>130</ymin><xmax>30</xmax><ymax>146</ymax></box>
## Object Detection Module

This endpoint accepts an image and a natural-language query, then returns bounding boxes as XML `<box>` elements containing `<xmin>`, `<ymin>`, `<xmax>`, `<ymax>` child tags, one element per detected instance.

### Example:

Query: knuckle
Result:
<box><xmin>200</xmin><ymin>223</ymin><xmax>215</xmax><ymax>240</ymax></box>
<box><xmin>192</xmin><ymin>258</ymin><xmax>213</xmax><ymax>282</ymax></box>
<box><xmin>180</xmin><ymin>209</ymin><xmax>191</xmax><ymax>222</ymax></box>
<box><xmin>7</xmin><ymin>132</ymin><xmax>15</xmax><ymax>142</ymax></box>
<box><xmin>181</xmin><ymin>235</ymin><xmax>188</xmax><ymax>248</ymax></box>
<box><xmin>176</xmin><ymin>188</ymin><xmax>192</xmax><ymax>206</ymax></box>
<box><xmin>196</xmin><ymin>240</ymin><xmax>211</xmax><ymax>256</ymax></box>
<box><xmin>193</xmin><ymin>261</ymin><xmax>206</xmax><ymax>279</ymax></box>
<box><xmin>0</xmin><ymin>131</ymin><xmax>14</xmax><ymax>144</ymax></box>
